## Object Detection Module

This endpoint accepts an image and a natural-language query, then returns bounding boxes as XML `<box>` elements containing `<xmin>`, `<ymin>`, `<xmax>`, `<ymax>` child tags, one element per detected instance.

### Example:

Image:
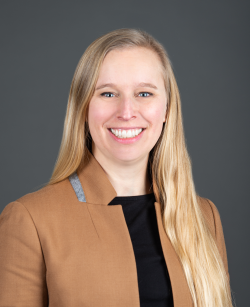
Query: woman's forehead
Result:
<box><xmin>96</xmin><ymin>47</ymin><xmax>164</xmax><ymax>88</ymax></box>
<box><xmin>102</xmin><ymin>46</ymin><xmax>162</xmax><ymax>69</ymax></box>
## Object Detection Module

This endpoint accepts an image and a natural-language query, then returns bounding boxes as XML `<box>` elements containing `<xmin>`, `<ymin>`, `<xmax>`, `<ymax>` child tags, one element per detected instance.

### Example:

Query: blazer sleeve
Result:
<box><xmin>205</xmin><ymin>198</ymin><xmax>230</xmax><ymax>282</ymax></box>
<box><xmin>0</xmin><ymin>201</ymin><xmax>48</xmax><ymax>306</ymax></box>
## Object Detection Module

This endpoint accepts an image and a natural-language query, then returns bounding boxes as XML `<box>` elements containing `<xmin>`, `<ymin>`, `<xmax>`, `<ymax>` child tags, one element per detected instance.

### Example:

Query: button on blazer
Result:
<box><xmin>0</xmin><ymin>149</ymin><xmax>230</xmax><ymax>307</ymax></box>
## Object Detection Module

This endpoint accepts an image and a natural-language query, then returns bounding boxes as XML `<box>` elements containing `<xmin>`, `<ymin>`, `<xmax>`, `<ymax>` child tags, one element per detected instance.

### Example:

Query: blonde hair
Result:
<box><xmin>49</xmin><ymin>28</ymin><xmax>233</xmax><ymax>307</ymax></box>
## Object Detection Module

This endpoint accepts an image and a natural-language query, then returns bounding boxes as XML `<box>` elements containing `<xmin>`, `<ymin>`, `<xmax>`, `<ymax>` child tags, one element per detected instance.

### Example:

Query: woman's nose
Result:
<box><xmin>117</xmin><ymin>96</ymin><xmax>137</xmax><ymax>121</ymax></box>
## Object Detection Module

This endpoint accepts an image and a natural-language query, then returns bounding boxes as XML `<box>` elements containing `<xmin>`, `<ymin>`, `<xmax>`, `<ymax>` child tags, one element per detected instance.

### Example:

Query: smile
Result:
<box><xmin>109</xmin><ymin>128</ymin><xmax>144</xmax><ymax>139</ymax></box>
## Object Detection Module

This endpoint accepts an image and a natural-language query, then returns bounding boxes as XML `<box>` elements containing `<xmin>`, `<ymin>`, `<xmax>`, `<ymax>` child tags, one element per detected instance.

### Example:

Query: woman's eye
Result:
<box><xmin>138</xmin><ymin>92</ymin><xmax>152</xmax><ymax>97</ymax></box>
<box><xmin>101</xmin><ymin>92</ymin><xmax>115</xmax><ymax>97</ymax></box>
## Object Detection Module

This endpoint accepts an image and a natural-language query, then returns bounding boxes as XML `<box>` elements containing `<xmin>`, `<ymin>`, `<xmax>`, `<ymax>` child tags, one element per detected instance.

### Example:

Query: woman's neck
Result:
<box><xmin>92</xmin><ymin>145</ymin><xmax>153</xmax><ymax>197</ymax></box>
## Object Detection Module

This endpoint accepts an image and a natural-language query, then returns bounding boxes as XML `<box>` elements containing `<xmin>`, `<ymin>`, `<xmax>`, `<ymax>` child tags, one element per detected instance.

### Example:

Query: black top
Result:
<box><xmin>108</xmin><ymin>193</ymin><xmax>173</xmax><ymax>307</ymax></box>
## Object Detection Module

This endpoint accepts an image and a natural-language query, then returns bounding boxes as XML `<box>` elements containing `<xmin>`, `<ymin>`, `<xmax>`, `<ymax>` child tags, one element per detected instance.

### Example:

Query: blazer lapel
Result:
<box><xmin>75</xmin><ymin>148</ymin><xmax>193</xmax><ymax>307</ymax></box>
<box><xmin>77</xmin><ymin>148</ymin><xmax>117</xmax><ymax>205</ymax></box>
<box><xmin>154</xmin><ymin>202</ymin><xmax>193</xmax><ymax>307</ymax></box>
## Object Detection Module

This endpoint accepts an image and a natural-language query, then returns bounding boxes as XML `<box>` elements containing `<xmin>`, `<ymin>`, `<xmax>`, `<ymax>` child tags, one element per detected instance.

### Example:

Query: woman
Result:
<box><xmin>0</xmin><ymin>29</ymin><xmax>233</xmax><ymax>307</ymax></box>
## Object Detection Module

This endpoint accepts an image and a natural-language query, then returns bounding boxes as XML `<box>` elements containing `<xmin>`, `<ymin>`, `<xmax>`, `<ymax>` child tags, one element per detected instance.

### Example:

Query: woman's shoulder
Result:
<box><xmin>197</xmin><ymin>195</ymin><xmax>222</xmax><ymax>237</ymax></box>
<box><xmin>1</xmin><ymin>177</ymin><xmax>74</xmax><ymax>218</ymax></box>
<box><xmin>196</xmin><ymin>195</ymin><xmax>229</xmax><ymax>279</ymax></box>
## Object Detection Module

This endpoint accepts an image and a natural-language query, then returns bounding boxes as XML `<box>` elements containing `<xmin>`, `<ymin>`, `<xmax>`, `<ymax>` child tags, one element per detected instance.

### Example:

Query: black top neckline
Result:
<box><xmin>109</xmin><ymin>192</ymin><xmax>155</xmax><ymax>205</ymax></box>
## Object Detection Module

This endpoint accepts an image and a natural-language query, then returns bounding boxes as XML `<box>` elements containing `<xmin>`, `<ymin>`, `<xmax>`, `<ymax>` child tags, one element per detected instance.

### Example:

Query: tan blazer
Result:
<box><xmin>0</xmin><ymin>149</ymin><xmax>229</xmax><ymax>307</ymax></box>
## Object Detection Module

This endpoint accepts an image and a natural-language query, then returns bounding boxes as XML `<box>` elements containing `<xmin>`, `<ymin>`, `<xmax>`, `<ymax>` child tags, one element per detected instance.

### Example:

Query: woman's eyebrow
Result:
<box><xmin>95</xmin><ymin>82</ymin><xmax>158</xmax><ymax>91</ymax></box>
<box><xmin>95</xmin><ymin>83</ymin><xmax>115</xmax><ymax>91</ymax></box>
<box><xmin>137</xmin><ymin>82</ymin><xmax>158</xmax><ymax>90</ymax></box>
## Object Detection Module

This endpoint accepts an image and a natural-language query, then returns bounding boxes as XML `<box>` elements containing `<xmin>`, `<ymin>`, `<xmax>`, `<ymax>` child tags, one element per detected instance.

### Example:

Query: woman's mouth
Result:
<box><xmin>107</xmin><ymin>128</ymin><xmax>146</xmax><ymax>144</ymax></box>
<box><xmin>109</xmin><ymin>128</ymin><xmax>144</xmax><ymax>138</ymax></box>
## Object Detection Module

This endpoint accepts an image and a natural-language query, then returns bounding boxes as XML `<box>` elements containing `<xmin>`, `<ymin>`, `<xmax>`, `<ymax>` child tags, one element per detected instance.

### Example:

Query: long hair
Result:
<box><xmin>49</xmin><ymin>28</ymin><xmax>233</xmax><ymax>307</ymax></box>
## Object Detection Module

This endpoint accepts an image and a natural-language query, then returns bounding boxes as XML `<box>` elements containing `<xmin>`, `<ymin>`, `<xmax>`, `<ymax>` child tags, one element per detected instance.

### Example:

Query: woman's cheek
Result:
<box><xmin>146</xmin><ymin>105</ymin><xmax>165</xmax><ymax>129</ymax></box>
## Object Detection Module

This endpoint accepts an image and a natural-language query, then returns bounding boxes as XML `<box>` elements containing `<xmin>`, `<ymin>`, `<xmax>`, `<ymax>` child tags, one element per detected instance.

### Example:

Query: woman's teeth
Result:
<box><xmin>110</xmin><ymin>128</ymin><xmax>143</xmax><ymax>139</ymax></box>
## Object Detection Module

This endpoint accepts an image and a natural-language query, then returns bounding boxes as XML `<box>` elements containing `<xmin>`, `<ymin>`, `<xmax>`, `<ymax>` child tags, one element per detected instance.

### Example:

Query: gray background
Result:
<box><xmin>1</xmin><ymin>1</ymin><xmax>249</xmax><ymax>306</ymax></box>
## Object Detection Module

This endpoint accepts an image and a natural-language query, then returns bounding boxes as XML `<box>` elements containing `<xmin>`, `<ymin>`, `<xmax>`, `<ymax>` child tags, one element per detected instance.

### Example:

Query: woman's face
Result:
<box><xmin>88</xmin><ymin>46</ymin><xmax>167</xmax><ymax>163</ymax></box>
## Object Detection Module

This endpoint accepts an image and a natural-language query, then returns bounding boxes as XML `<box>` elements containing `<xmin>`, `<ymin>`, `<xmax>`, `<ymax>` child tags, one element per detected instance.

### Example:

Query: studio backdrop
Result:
<box><xmin>1</xmin><ymin>1</ymin><xmax>249</xmax><ymax>306</ymax></box>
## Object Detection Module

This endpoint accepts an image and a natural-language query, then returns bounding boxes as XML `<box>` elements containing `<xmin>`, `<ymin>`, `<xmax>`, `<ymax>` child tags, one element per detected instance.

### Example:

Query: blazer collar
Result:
<box><xmin>76</xmin><ymin>148</ymin><xmax>117</xmax><ymax>205</ymax></box>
